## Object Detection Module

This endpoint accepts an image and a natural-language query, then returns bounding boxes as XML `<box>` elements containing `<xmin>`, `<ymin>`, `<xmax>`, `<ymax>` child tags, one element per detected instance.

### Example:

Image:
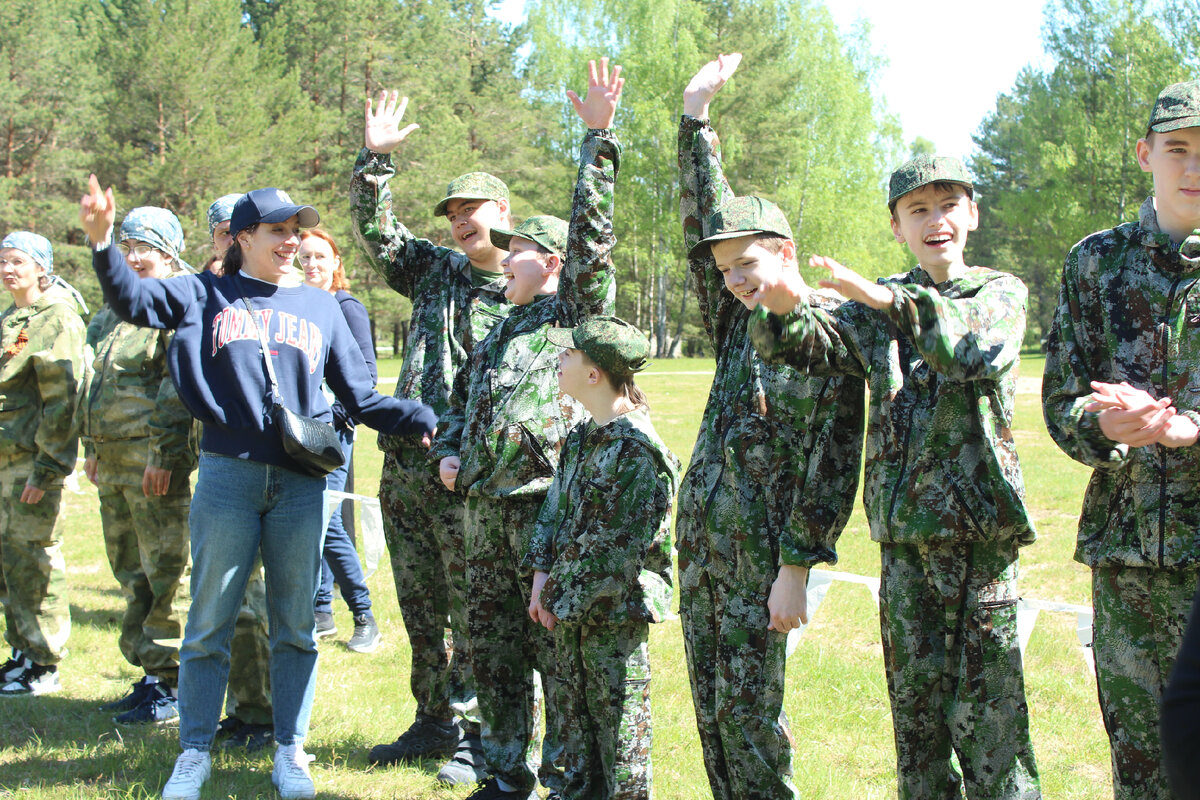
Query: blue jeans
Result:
<box><xmin>315</xmin><ymin>428</ymin><xmax>372</xmax><ymax>617</ymax></box>
<box><xmin>178</xmin><ymin>453</ymin><xmax>325</xmax><ymax>750</ymax></box>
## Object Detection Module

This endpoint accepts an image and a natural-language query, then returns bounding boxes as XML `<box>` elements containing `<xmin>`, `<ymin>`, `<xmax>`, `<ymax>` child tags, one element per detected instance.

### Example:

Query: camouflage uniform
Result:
<box><xmin>81</xmin><ymin>304</ymin><xmax>197</xmax><ymax>687</ymax></box>
<box><xmin>351</xmin><ymin>152</ymin><xmax>514</xmax><ymax>732</ymax></box>
<box><xmin>1042</xmin><ymin>196</ymin><xmax>1200</xmax><ymax>800</ymax></box>
<box><xmin>675</xmin><ymin>114</ymin><xmax>864</xmax><ymax>800</ymax></box>
<box><xmin>430</xmin><ymin>127</ymin><xmax>619</xmax><ymax>794</ymax></box>
<box><xmin>749</xmin><ymin>210</ymin><xmax>1041</xmax><ymax>796</ymax></box>
<box><xmin>0</xmin><ymin>287</ymin><xmax>87</xmax><ymax>667</ymax></box>
<box><xmin>525</xmin><ymin>403</ymin><xmax>680</xmax><ymax>800</ymax></box>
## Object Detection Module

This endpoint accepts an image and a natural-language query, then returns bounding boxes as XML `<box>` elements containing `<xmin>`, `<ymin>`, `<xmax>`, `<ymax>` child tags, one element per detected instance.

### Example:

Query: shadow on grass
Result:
<box><xmin>68</xmin><ymin>601</ymin><xmax>125</xmax><ymax>630</ymax></box>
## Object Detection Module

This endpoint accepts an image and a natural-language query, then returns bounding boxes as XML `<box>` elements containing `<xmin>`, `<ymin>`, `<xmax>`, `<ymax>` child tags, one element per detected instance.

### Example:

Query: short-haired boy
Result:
<box><xmin>751</xmin><ymin>153</ymin><xmax>1041</xmax><ymax>795</ymax></box>
<box><xmin>676</xmin><ymin>55</ymin><xmax>865</xmax><ymax>799</ymax></box>
<box><xmin>350</xmin><ymin>93</ymin><xmax>514</xmax><ymax>776</ymax></box>
<box><xmin>1042</xmin><ymin>79</ymin><xmax>1200</xmax><ymax>800</ymax></box>
<box><xmin>430</xmin><ymin>58</ymin><xmax>622</xmax><ymax>800</ymax></box>
<box><xmin>525</xmin><ymin>316</ymin><xmax>679</xmax><ymax>800</ymax></box>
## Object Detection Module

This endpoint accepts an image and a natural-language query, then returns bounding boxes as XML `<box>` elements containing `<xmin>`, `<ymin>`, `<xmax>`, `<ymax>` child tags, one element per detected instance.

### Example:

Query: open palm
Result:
<box><xmin>567</xmin><ymin>57</ymin><xmax>625</xmax><ymax>130</ymax></box>
<box><xmin>364</xmin><ymin>90</ymin><xmax>420</xmax><ymax>154</ymax></box>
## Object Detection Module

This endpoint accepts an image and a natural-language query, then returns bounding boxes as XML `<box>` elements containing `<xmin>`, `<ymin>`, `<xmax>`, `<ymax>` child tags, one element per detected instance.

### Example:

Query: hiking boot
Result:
<box><xmin>369</xmin><ymin>714</ymin><xmax>460</xmax><ymax>765</ymax></box>
<box><xmin>0</xmin><ymin>662</ymin><xmax>60</xmax><ymax>696</ymax></box>
<box><xmin>437</xmin><ymin>730</ymin><xmax>488</xmax><ymax>785</ymax></box>
<box><xmin>219</xmin><ymin>718</ymin><xmax>274</xmax><ymax>751</ymax></box>
<box><xmin>463</xmin><ymin>777</ymin><xmax>538</xmax><ymax>800</ymax></box>
<box><xmin>272</xmin><ymin>743</ymin><xmax>316</xmax><ymax>799</ymax></box>
<box><xmin>162</xmin><ymin>749</ymin><xmax>211</xmax><ymax>800</ymax></box>
<box><xmin>0</xmin><ymin>649</ymin><xmax>27</xmax><ymax>683</ymax></box>
<box><xmin>115</xmin><ymin>683</ymin><xmax>179</xmax><ymax>725</ymax></box>
<box><xmin>314</xmin><ymin>611</ymin><xmax>336</xmax><ymax>639</ymax></box>
<box><xmin>101</xmin><ymin>674</ymin><xmax>159</xmax><ymax>712</ymax></box>
<box><xmin>347</xmin><ymin>612</ymin><xmax>381</xmax><ymax>653</ymax></box>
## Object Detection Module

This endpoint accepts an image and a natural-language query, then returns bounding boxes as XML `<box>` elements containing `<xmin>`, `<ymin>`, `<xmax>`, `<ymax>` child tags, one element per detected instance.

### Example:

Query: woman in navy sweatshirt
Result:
<box><xmin>80</xmin><ymin>177</ymin><xmax>436</xmax><ymax>800</ymax></box>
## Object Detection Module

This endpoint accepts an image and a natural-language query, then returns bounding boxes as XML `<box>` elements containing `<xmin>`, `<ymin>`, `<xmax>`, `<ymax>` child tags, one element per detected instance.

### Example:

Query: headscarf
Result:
<box><xmin>119</xmin><ymin>207</ymin><xmax>185</xmax><ymax>260</ymax></box>
<box><xmin>0</xmin><ymin>231</ymin><xmax>53</xmax><ymax>273</ymax></box>
<box><xmin>208</xmin><ymin>193</ymin><xmax>242</xmax><ymax>238</ymax></box>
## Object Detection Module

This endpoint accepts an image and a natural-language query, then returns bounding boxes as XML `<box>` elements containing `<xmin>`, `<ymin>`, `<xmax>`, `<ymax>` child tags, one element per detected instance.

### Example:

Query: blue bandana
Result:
<box><xmin>1</xmin><ymin>231</ymin><xmax>53</xmax><ymax>274</ymax></box>
<box><xmin>120</xmin><ymin>207</ymin><xmax>185</xmax><ymax>260</ymax></box>
<box><xmin>208</xmin><ymin>193</ymin><xmax>242</xmax><ymax>237</ymax></box>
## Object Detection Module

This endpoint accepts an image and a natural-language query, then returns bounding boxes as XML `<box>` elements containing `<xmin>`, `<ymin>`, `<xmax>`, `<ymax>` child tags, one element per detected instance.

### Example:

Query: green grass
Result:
<box><xmin>0</xmin><ymin>354</ymin><xmax>1111</xmax><ymax>798</ymax></box>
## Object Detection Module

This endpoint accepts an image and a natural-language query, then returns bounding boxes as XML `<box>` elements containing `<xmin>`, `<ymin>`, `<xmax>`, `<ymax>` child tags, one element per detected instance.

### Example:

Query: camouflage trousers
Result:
<box><xmin>465</xmin><ymin>494</ymin><xmax>563</xmax><ymax>794</ymax></box>
<box><xmin>879</xmin><ymin>540</ymin><xmax>1040</xmax><ymax>800</ymax></box>
<box><xmin>1092</xmin><ymin>564</ymin><xmax>1197</xmax><ymax>800</ymax></box>
<box><xmin>224</xmin><ymin>564</ymin><xmax>273</xmax><ymax>725</ymax></box>
<box><xmin>553</xmin><ymin>617</ymin><xmax>653</xmax><ymax>800</ymax></box>
<box><xmin>678</xmin><ymin>556</ymin><xmax>797</xmax><ymax>800</ymax></box>
<box><xmin>97</xmin><ymin>470</ymin><xmax>191</xmax><ymax>687</ymax></box>
<box><xmin>380</xmin><ymin>443</ymin><xmax>477</xmax><ymax>730</ymax></box>
<box><xmin>0</xmin><ymin>464</ymin><xmax>69</xmax><ymax>666</ymax></box>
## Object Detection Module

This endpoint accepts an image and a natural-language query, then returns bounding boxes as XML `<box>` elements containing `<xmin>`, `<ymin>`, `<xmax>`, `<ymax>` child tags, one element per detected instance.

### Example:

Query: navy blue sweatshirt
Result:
<box><xmin>331</xmin><ymin>289</ymin><xmax>375</xmax><ymax>431</ymax></box>
<box><xmin>92</xmin><ymin>245</ymin><xmax>436</xmax><ymax>473</ymax></box>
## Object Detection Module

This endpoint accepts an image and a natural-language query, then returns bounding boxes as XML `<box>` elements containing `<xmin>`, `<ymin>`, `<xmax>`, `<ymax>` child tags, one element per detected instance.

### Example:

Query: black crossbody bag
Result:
<box><xmin>241</xmin><ymin>293</ymin><xmax>345</xmax><ymax>478</ymax></box>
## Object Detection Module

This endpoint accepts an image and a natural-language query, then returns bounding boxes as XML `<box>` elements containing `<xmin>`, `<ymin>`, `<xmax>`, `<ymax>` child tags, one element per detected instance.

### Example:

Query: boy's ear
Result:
<box><xmin>781</xmin><ymin>238</ymin><xmax>798</xmax><ymax>267</ymax></box>
<box><xmin>967</xmin><ymin>199</ymin><xmax>979</xmax><ymax>232</ymax></box>
<box><xmin>496</xmin><ymin>197</ymin><xmax>511</xmax><ymax>220</ymax></box>
<box><xmin>889</xmin><ymin>215</ymin><xmax>904</xmax><ymax>244</ymax></box>
<box><xmin>544</xmin><ymin>253</ymin><xmax>562</xmax><ymax>276</ymax></box>
<box><xmin>587</xmin><ymin>365</ymin><xmax>601</xmax><ymax>385</ymax></box>
<box><xmin>1136</xmin><ymin>137</ymin><xmax>1153</xmax><ymax>173</ymax></box>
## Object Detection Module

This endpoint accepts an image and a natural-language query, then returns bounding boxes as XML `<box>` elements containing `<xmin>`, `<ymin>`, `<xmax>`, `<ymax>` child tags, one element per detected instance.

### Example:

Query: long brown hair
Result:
<box><xmin>300</xmin><ymin>228</ymin><xmax>349</xmax><ymax>292</ymax></box>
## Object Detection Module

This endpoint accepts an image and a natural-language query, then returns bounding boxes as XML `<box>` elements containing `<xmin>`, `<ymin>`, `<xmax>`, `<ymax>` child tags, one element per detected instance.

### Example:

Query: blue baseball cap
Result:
<box><xmin>229</xmin><ymin>188</ymin><xmax>320</xmax><ymax>239</ymax></box>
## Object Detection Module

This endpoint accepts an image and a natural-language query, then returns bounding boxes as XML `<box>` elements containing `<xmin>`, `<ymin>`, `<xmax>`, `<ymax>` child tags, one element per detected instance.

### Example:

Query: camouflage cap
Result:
<box><xmin>432</xmin><ymin>171</ymin><xmax>509</xmax><ymax>217</ymax></box>
<box><xmin>490</xmin><ymin>215</ymin><xmax>569</xmax><ymax>258</ymax></box>
<box><xmin>689</xmin><ymin>195</ymin><xmax>794</xmax><ymax>258</ymax></box>
<box><xmin>1148</xmin><ymin>80</ymin><xmax>1200</xmax><ymax>134</ymax></box>
<box><xmin>546</xmin><ymin>316</ymin><xmax>650</xmax><ymax>377</ymax></box>
<box><xmin>887</xmin><ymin>155</ymin><xmax>973</xmax><ymax>211</ymax></box>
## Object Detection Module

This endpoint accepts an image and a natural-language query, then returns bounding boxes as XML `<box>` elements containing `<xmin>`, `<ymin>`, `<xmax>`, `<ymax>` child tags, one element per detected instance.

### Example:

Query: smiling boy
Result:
<box><xmin>1042</xmin><ymin>79</ymin><xmax>1200</xmax><ymax>800</ymax></box>
<box><xmin>750</xmin><ymin>154</ymin><xmax>1041</xmax><ymax>799</ymax></box>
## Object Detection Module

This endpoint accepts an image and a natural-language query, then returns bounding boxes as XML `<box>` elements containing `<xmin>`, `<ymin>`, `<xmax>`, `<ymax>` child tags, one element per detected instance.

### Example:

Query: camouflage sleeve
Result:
<box><xmin>678</xmin><ymin>115</ymin><xmax>737</xmax><ymax>349</ymax></box>
<box><xmin>428</xmin><ymin>355</ymin><xmax>468</xmax><ymax>465</ymax></box>
<box><xmin>146</xmin><ymin>329</ymin><xmax>196</xmax><ymax>471</ymax></box>
<box><xmin>1042</xmin><ymin>244</ymin><xmax>1127</xmax><ymax>468</ymax></box>
<box><xmin>29</xmin><ymin>307</ymin><xmax>86</xmax><ymax>488</ymax></box>
<box><xmin>525</xmin><ymin>440</ymin><xmax>571</xmax><ymax>573</ymax></box>
<box><xmin>350</xmin><ymin>148</ymin><xmax>457</xmax><ymax>299</ymax></box>
<box><xmin>557</xmin><ymin>129</ymin><xmax>620</xmax><ymax>326</ymax></box>
<box><xmin>540</xmin><ymin>440</ymin><xmax>670</xmax><ymax>623</ymax></box>
<box><xmin>884</xmin><ymin>276</ymin><xmax>1025</xmax><ymax>382</ymax></box>
<box><xmin>749</xmin><ymin>299</ymin><xmax>873</xmax><ymax>379</ymax></box>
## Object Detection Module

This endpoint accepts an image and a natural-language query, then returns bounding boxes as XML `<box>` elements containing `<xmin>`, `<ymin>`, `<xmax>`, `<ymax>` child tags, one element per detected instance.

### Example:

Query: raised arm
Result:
<box><xmin>558</xmin><ymin>58</ymin><xmax>622</xmax><ymax>325</ymax></box>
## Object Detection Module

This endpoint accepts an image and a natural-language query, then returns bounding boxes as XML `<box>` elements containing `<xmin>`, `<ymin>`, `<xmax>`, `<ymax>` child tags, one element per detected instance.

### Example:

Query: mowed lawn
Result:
<box><xmin>0</xmin><ymin>352</ymin><xmax>1111</xmax><ymax>799</ymax></box>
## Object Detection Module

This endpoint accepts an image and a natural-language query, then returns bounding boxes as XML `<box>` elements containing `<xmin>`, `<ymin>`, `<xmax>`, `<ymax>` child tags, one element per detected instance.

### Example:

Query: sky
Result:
<box><xmin>490</xmin><ymin>0</ymin><xmax>1053</xmax><ymax>161</ymax></box>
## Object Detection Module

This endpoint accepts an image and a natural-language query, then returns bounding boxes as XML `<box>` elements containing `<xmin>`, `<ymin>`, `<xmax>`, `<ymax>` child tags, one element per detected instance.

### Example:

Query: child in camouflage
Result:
<box><xmin>1042</xmin><ymin>79</ymin><xmax>1200</xmax><ymax>800</ymax></box>
<box><xmin>750</xmin><ymin>155</ymin><xmax>1042</xmax><ymax>797</ymax></box>
<box><xmin>525</xmin><ymin>316</ymin><xmax>680</xmax><ymax>800</ymax></box>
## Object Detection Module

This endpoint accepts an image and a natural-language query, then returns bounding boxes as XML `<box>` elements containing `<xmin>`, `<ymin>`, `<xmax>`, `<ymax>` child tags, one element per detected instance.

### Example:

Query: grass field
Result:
<box><xmin>0</xmin><ymin>352</ymin><xmax>1112</xmax><ymax>798</ymax></box>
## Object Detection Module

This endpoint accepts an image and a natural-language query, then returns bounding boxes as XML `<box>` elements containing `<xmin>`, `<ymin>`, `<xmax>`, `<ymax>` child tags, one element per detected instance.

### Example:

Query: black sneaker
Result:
<box><xmin>100</xmin><ymin>675</ymin><xmax>159</xmax><ymax>712</ymax></box>
<box><xmin>436</xmin><ymin>730</ymin><xmax>488</xmax><ymax>785</ymax></box>
<box><xmin>219</xmin><ymin>719</ymin><xmax>274</xmax><ymax>752</ymax></box>
<box><xmin>369</xmin><ymin>714</ymin><xmax>460</xmax><ymax>765</ymax></box>
<box><xmin>114</xmin><ymin>683</ymin><xmax>178</xmax><ymax>725</ymax></box>
<box><xmin>347</xmin><ymin>613</ymin><xmax>381</xmax><ymax>653</ymax></box>
<box><xmin>463</xmin><ymin>777</ymin><xmax>537</xmax><ymax>800</ymax></box>
<box><xmin>0</xmin><ymin>649</ymin><xmax>27</xmax><ymax>683</ymax></box>
<box><xmin>314</xmin><ymin>611</ymin><xmax>336</xmax><ymax>639</ymax></box>
<box><xmin>0</xmin><ymin>662</ymin><xmax>60</xmax><ymax>696</ymax></box>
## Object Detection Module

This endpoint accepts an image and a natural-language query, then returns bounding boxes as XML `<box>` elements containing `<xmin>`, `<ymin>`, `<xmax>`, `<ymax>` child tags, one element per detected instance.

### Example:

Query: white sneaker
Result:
<box><xmin>0</xmin><ymin>662</ymin><xmax>60</xmax><ymax>696</ymax></box>
<box><xmin>272</xmin><ymin>743</ymin><xmax>316</xmax><ymax>799</ymax></box>
<box><xmin>162</xmin><ymin>749</ymin><xmax>211</xmax><ymax>800</ymax></box>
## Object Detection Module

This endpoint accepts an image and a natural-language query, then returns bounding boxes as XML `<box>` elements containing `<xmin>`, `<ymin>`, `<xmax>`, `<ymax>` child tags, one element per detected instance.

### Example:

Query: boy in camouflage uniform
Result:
<box><xmin>525</xmin><ymin>316</ymin><xmax>680</xmax><ymax>800</ymax></box>
<box><xmin>350</xmin><ymin>91</ymin><xmax>513</xmax><ymax>776</ymax></box>
<box><xmin>750</xmin><ymin>146</ymin><xmax>1041</xmax><ymax>793</ymax></box>
<box><xmin>0</xmin><ymin>232</ymin><xmax>87</xmax><ymax>697</ymax></box>
<box><xmin>1042</xmin><ymin>80</ymin><xmax>1200</xmax><ymax>800</ymax></box>
<box><xmin>430</xmin><ymin>58</ymin><xmax>622</xmax><ymax>800</ymax></box>
<box><xmin>84</xmin><ymin>207</ymin><xmax>198</xmax><ymax>725</ymax></box>
<box><xmin>675</xmin><ymin>56</ymin><xmax>864</xmax><ymax>800</ymax></box>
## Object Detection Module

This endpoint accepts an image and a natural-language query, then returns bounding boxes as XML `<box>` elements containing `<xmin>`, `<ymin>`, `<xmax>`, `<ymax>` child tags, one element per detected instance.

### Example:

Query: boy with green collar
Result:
<box><xmin>429</xmin><ymin>58</ymin><xmax>621</xmax><ymax>800</ymax></box>
<box><xmin>1042</xmin><ymin>79</ymin><xmax>1200</xmax><ymax>799</ymax></box>
<box><xmin>350</xmin><ymin>92</ymin><xmax>513</xmax><ymax>776</ymax></box>
<box><xmin>676</xmin><ymin>55</ymin><xmax>865</xmax><ymax>799</ymax></box>
<box><xmin>750</xmin><ymin>155</ymin><xmax>1041</xmax><ymax>796</ymax></box>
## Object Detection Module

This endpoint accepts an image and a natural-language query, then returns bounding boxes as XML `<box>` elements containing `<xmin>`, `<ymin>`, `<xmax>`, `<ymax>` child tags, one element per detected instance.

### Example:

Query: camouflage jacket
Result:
<box><xmin>524</xmin><ymin>408</ymin><xmax>680</xmax><ymax>624</ymax></box>
<box><xmin>750</xmin><ymin>264</ymin><xmax>1036</xmax><ymax>547</ymax></box>
<box><xmin>80</xmin><ymin>304</ymin><xmax>199</xmax><ymax>481</ymax></box>
<box><xmin>430</xmin><ymin>129</ymin><xmax>619</xmax><ymax>500</ymax></box>
<box><xmin>675</xmin><ymin>115</ymin><xmax>864</xmax><ymax>577</ymax></box>
<box><xmin>1043</xmin><ymin>197</ymin><xmax>1200</xmax><ymax>568</ymax></box>
<box><xmin>350</xmin><ymin>147</ymin><xmax>511</xmax><ymax>453</ymax></box>
<box><xmin>0</xmin><ymin>287</ymin><xmax>87</xmax><ymax>487</ymax></box>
